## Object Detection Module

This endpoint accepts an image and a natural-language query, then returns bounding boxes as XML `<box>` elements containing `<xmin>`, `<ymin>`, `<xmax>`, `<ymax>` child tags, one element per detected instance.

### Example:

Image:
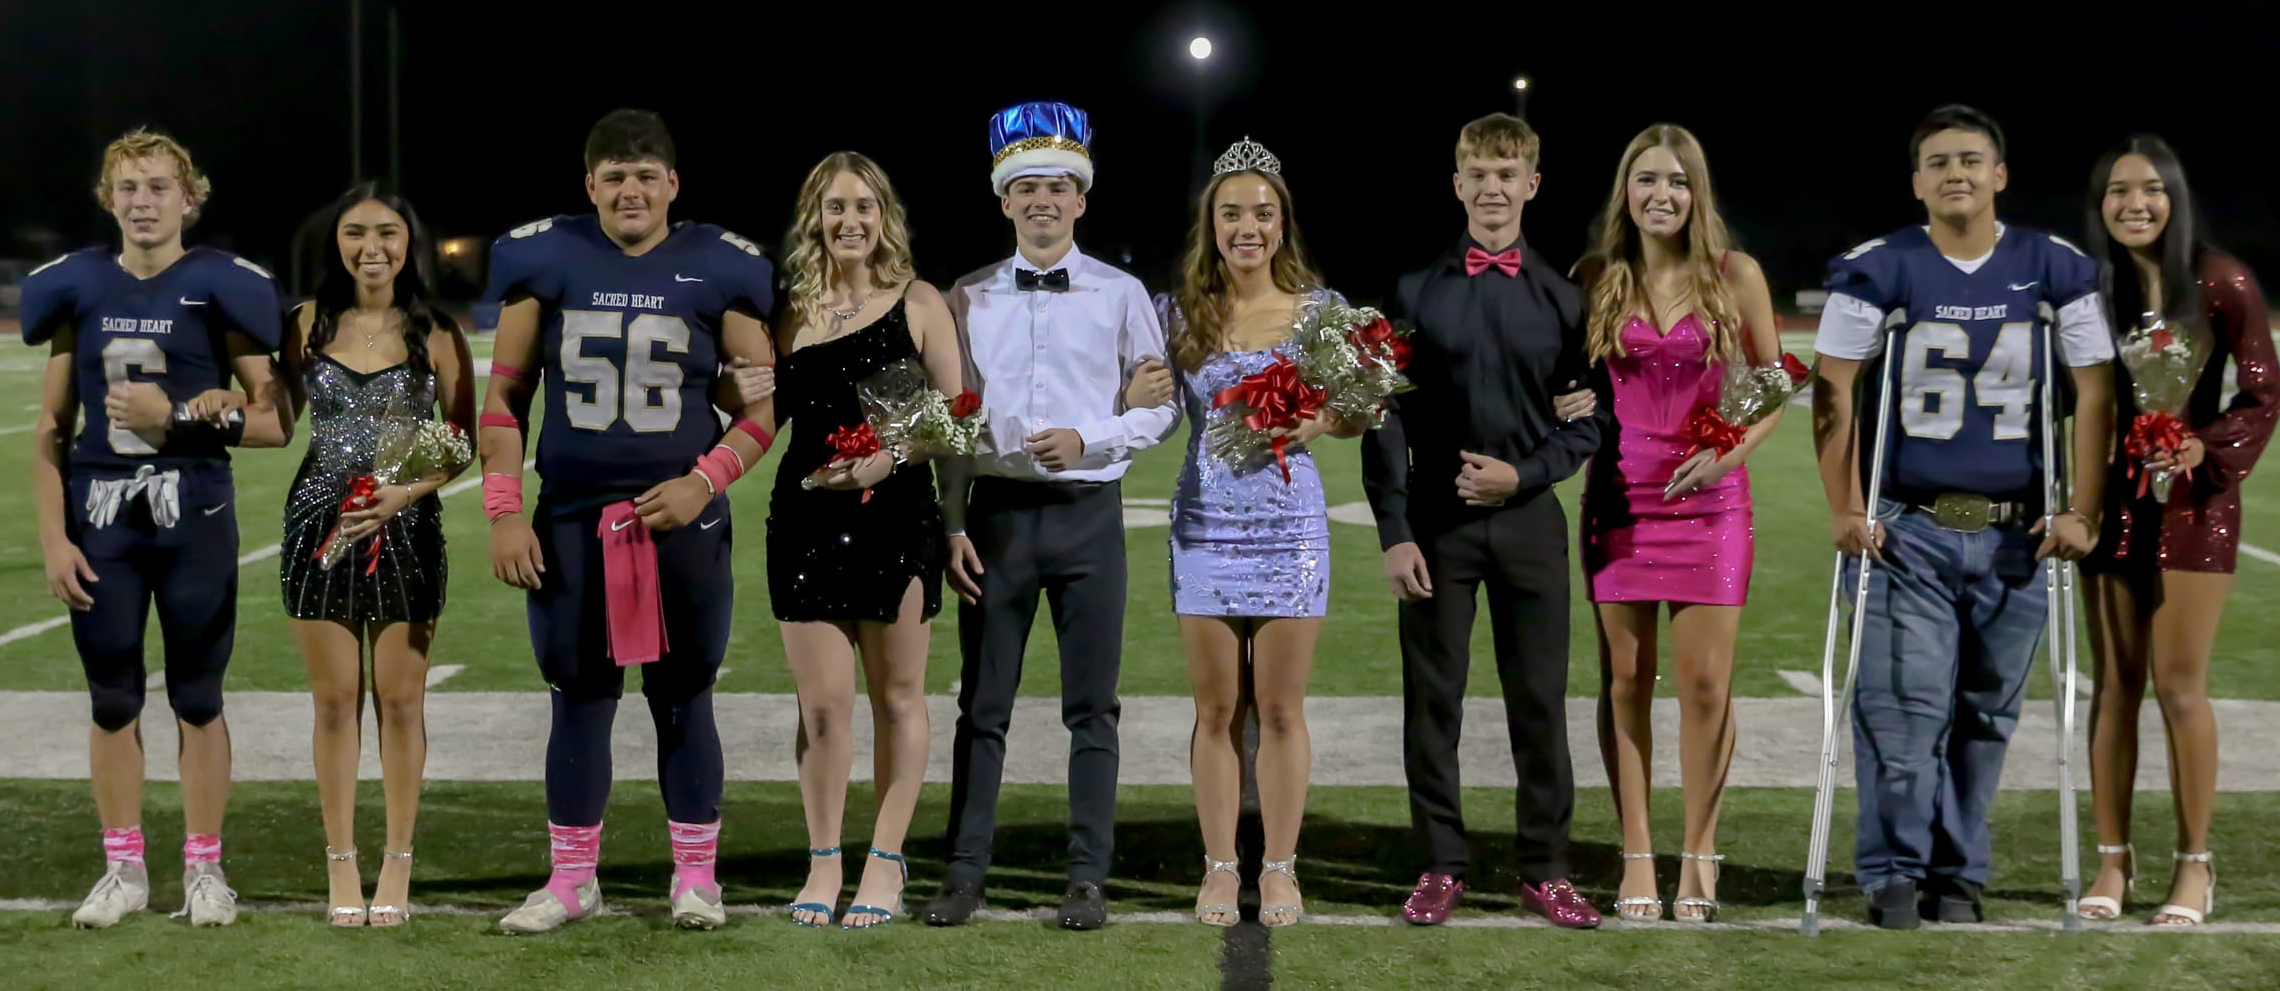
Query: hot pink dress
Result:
<box><xmin>1581</xmin><ymin>314</ymin><xmax>1753</xmax><ymax>605</ymax></box>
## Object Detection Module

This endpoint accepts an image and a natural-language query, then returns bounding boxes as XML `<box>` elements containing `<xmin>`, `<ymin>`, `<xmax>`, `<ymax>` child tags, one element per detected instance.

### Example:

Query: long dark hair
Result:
<box><xmin>1169</xmin><ymin>169</ymin><xmax>1322</xmax><ymax>373</ymax></box>
<box><xmin>2085</xmin><ymin>135</ymin><xmax>2209</xmax><ymax>332</ymax></box>
<box><xmin>307</xmin><ymin>182</ymin><xmax>444</xmax><ymax>377</ymax></box>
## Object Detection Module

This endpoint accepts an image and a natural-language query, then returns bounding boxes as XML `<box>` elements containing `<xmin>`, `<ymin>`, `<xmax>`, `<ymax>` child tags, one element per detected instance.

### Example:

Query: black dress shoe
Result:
<box><xmin>1058</xmin><ymin>880</ymin><xmax>1107</xmax><ymax>930</ymax></box>
<box><xmin>1921</xmin><ymin>876</ymin><xmax>1984</xmax><ymax>924</ymax></box>
<box><xmin>1867</xmin><ymin>880</ymin><xmax>1921</xmax><ymax>930</ymax></box>
<box><xmin>923</xmin><ymin>876</ymin><xmax>985</xmax><ymax>927</ymax></box>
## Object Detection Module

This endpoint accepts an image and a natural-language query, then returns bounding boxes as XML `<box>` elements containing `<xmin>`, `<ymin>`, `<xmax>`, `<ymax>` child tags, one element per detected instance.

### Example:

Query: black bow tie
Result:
<box><xmin>1015</xmin><ymin>268</ymin><xmax>1071</xmax><ymax>292</ymax></box>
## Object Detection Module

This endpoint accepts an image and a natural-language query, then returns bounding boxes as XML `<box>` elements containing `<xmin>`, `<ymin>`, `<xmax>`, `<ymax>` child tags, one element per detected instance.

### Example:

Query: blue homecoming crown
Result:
<box><xmin>989</xmin><ymin>102</ymin><xmax>1094</xmax><ymax>193</ymax></box>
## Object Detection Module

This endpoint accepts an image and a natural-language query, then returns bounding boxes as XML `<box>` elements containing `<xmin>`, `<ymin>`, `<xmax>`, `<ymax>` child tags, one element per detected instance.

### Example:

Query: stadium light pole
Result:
<box><xmin>387</xmin><ymin>3</ymin><xmax>401</xmax><ymax>187</ymax></box>
<box><xmin>1512</xmin><ymin>74</ymin><xmax>1532</xmax><ymax>117</ymax></box>
<box><xmin>349</xmin><ymin>0</ymin><xmax>362</xmax><ymax>183</ymax></box>
<box><xmin>1190</xmin><ymin>36</ymin><xmax>1213</xmax><ymax>194</ymax></box>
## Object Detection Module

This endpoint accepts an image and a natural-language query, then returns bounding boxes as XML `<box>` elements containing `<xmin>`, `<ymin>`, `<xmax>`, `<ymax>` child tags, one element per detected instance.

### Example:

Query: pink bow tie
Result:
<box><xmin>1465</xmin><ymin>246</ymin><xmax>1522</xmax><ymax>277</ymax></box>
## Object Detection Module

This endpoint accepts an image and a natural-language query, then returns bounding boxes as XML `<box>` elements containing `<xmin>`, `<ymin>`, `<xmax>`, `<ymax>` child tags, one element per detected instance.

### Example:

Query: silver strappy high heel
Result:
<box><xmin>1260</xmin><ymin>857</ymin><xmax>1303</xmax><ymax>927</ymax></box>
<box><xmin>1613</xmin><ymin>851</ymin><xmax>1662</xmax><ymax>922</ymax></box>
<box><xmin>325</xmin><ymin>847</ymin><xmax>366</xmax><ymax>928</ymax></box>
<box><xmin>367</xmin><ymin>848</ymin><xmax>414</xmax><ymax>927</ymax></box>
<box><xmin>1675</xmin><ymin>852</ymin><xmax>1723</xmax><ymax>923</ymax></box>
<box><xmin>1196</xmin><ymin>855</ymin><xmax>1240</xmax><ymax>927</ymax></box>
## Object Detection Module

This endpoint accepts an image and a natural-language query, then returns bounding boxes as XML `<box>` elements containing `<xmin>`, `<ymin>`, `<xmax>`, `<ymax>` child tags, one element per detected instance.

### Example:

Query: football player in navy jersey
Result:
<box><xmin>479</xmin><ymin>109</ymin><xmax>778</xmax><ymax>933</ymax></box>
<box><xmin>23</xmin><ymin>128</ymin><xmax>291</xmax><ymax>929</ymax></box>
<box><xmin>1811</xmin><ymin>105</ymin><xmax>2114</xmax><ymax>928</ymax></box>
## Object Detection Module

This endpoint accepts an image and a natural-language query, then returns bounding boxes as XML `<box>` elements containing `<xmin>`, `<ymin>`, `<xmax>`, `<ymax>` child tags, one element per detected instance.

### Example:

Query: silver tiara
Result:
<box><xmin>1212</xmin><ymin>136</ymin><xmax>1281</xmax><ymax>176</ymax></box>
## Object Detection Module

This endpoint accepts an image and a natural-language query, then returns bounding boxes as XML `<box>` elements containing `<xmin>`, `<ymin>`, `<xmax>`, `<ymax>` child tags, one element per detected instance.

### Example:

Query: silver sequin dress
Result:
<box><xmin>1164</xmin><ymin>290</ymin><xmax>1334</xmax><ymax>618</ymax></box>
<box><xmin>279</xmin><ymin>355</ymin><xmax>447</xmax><ymax>622</ymax></box>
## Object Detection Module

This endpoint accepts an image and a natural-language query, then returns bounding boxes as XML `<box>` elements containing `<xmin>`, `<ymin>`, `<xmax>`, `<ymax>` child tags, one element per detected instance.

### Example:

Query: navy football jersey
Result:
<box><xmin>1821</xmin><ymin>225</ymin><xmax>2104</xmax><ymax>500</ymax></box>
<box><xmin>19</xmin><ymin>247</ymin><xmax>284</xmax><ymax>471</ymax></box>
<box><xmin>483</xmin><ymin>214</ymin><xmax>773</xmax><ymax>507</ymax></box>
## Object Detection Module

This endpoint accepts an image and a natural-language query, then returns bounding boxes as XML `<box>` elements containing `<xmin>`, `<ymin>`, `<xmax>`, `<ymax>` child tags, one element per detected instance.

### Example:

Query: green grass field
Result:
<box><xmin>8</xmin><ymin>327</ymin><xmax>2280</xmax><ymax>988</ymax></box>
<box><xmin>6</xmin><ymin>781</ymin><xmax>2280</xmax><ymax>989</ymax></box>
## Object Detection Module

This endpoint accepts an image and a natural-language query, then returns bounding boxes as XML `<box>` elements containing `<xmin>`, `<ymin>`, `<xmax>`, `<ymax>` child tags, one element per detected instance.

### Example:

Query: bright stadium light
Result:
<box><xmin>1512</xmin><ymin>75</ymin><xmax>1530</xmax><ymax>91</ymax></box>
<box><xmin>1190</xmin><ymin>36</ymin><xmax>1214</xmax><ymax>61</ymax></box>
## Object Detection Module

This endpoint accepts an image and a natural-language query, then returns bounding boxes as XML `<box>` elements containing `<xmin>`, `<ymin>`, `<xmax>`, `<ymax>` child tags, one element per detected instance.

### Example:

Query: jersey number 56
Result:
<box><xmin>559</xmin><ymin>310</ymin><xmax>688</xmax><ymax>433</ymax></box>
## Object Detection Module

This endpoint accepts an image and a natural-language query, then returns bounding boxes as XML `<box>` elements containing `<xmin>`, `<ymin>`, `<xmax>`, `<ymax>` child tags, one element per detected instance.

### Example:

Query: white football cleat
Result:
<box><xmin>71</xmin><ymin>861</ymin><xmax>151</xmax><ymax>929</ymax></box>
<box><xmin>672</xmin><ymin>883</ymin><xmax>726</xmax><ymax>930</ymax></box>
<box><xmin>498</xmin><ymin>880</ymin><xmax>602</xmax><ymax>934</ymax></box>
<box><xmin>173</xmin><ymin>863</ymin><xmax>239</xmax><ymax>927</ymax></box>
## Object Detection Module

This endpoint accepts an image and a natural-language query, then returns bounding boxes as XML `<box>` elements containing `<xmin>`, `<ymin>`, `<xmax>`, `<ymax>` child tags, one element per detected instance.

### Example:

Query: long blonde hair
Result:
<box><xmin>1170</xmin><ymin>169</ymin><xmax>1322</xmax><ymax>372</ymax></box>
<box><xmin>1581</xmin><ymin>124</ymin><xmax>1744</xmax><ymax>364</ymax></box>
<box><xmin>780</xmin><ymin>151</ymin><xmax>916</xmax><ymax>333</ymax></box>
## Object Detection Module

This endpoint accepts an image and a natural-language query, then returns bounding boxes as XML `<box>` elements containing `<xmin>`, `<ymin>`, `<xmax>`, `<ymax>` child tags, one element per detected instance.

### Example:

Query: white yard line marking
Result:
<box><xmin>2239</xmin><ymin>542</ymin><xmax>2280</xmax><ymax>568</ymax></box>
<box><xmin>0</xmin><ymin>616</ymin><xmax>70</xmax><ymax>647</ymax></box>
<box><xmin>1778</xmin><ymin>669</ymin><xmax>1823</xmax><ymax>696</ymax></box>
<box><xmin>0</xmin><ymin>459</ymin><xmax>534</xmax><ymax>648</ymax></box>
<box><xmin>424</xmin><ymin>664</ymin><xmax>464</xmax><ymax>688</ymax></box>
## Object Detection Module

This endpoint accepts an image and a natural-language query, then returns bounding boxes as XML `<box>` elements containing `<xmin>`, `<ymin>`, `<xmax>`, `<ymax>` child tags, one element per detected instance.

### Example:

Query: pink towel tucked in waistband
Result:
<box><xmin>597</xmin><ymin>501</ymin><xmax>669</xmax><ymax>666</ymax></box>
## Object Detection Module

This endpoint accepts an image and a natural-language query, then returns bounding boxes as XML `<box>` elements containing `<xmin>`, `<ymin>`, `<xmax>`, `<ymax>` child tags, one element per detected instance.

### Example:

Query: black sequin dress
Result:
<box><xmin>279</xmin><ymin>355</ymin><xmax>448</xmax><ymax>622</ymax></box>
<box><xmin>767</xmin><ymin>296</ymin><xmax>945</xmax><ymax>623</ymax></box>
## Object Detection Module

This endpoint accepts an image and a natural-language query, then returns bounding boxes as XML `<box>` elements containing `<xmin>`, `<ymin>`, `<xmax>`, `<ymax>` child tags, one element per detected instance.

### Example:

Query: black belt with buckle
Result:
<box><xmin>1909</xmin><ymin>492</ymin><xmax>2032</xmax><ymax>532</ymax></box>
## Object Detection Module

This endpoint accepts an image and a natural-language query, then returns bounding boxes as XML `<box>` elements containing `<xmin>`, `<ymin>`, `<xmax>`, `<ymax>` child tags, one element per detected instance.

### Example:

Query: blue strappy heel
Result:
<box><xmin>842</xmin><ymin>849</ymin><xmax>907</xmax><ymax>929</ymax></box>
<box><xmin>787</xmin><ymin>847</ymin><xmax>840</xmax><ymax>927</ymax></box>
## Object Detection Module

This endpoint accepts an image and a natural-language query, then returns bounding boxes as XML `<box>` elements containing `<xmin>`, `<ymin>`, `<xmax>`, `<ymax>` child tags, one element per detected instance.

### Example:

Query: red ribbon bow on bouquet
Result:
<box><xmin>1212</xmin><ymin>353</ymin><xmax>1327</xmax><ymax>482</ymax></box>
<box><xmin>1349</xmin><ymin>317</ymin><xmax>1413</xmax><ymax>371</ymax></box>
<box><xmin>313</xmin><ymin>474</ymin><xmax>385</xmax><ymax>575</ymax></box>
<box><xmin>819</xmin><ymin>422</ymin><xmax>882</xmax><ymax>504</ymax></box>
<box><xmin>2124</xmin><ymin>411</ymin><xmax>2194</xmax><ymax>497</ymax></box>
<box><xmin>1681</xmin><ymin>407</ymin><xmax>1746</xmax><ymax>459</ymax></box>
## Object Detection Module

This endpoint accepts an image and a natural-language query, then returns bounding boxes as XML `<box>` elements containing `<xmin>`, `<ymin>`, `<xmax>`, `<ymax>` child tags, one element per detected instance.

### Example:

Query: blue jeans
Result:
<box><xmin>1846</xmin><ymin>499</ymin><xmax>2048</xmax><ymax>893</ymax></box>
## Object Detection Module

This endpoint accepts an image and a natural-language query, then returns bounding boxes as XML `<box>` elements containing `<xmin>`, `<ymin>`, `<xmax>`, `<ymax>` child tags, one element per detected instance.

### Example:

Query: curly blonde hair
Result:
<box><xmin>779</xmin><ymin>152</ymin><xmax>915</xmax><ymax>333</ymax></box>
<box><xmin>93</xmin><ymin>127</ymin><xmax>212</xmax><ymax>225</ymax></box>
<box><xmin>1579</xmin><ymin>124</ymin><xmax>1744</xmax><ymax>365</ymax></box>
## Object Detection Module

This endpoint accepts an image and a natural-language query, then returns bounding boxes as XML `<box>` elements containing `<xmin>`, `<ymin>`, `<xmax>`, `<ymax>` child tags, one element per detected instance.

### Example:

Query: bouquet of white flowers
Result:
<box><xmin>2115</xmin><ymin>314</ymin><xmax>2205</xmax><ymax>503</ymax></box>
<box><xmin>317</xmin><ymin>399</ymin><xmax>472</xmax><ymax>572</ymax></box>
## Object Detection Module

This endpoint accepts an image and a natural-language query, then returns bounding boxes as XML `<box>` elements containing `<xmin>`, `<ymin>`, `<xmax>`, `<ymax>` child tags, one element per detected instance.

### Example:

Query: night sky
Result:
<box><xmin>5</xmin><ymin>2</ymin><xmax>2275</xmax><ymax>307</ymax></box>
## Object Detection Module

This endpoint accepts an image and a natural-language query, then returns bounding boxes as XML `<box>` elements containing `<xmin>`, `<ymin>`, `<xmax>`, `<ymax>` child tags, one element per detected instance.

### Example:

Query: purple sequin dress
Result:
<box><xmin>1163</xmin><ymin>291</ymin><xmax>1334</xmax><ymax>618</ymax></box>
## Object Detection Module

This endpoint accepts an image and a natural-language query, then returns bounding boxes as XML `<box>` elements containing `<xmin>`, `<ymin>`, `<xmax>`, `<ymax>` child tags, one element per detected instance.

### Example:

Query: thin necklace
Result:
<box><xmin>349</xmin><ymin>309</ymin><xmax>391</xmax><ymax>349</ymax></box>
<box><xmin>828</xmin><ymin>286</ymin><xmax>882</xmax><ymax>323</ymax></box>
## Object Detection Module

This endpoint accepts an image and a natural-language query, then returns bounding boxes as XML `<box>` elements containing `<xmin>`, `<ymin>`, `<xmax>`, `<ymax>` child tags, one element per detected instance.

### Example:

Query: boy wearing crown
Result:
<box><xmin>1361</xmin><ymin>113</ymin><xmax>1607</xmax><ymax>928</ymax></box>
<box><xmin>922</xmin><ymin>101</ymin><xmax>1178</xmax><ymax>931</ymax></box>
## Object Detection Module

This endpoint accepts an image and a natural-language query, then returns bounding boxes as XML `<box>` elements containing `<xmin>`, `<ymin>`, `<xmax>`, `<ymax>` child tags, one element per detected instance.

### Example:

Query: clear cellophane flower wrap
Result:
<box><xmin>2116</xmin><ymin>315</ymin><xmax>2205</xmax><ymax>503</ymax></box>
<box><xmin>1678</xmin><ymin>352</ymin><xmax>1812</xmax><ymax>468</ymax></box>
<box><xmin>801</xmin><ymin>358</ymin><xmax>983</xmax><ymax>495</ymax></box>
<box><xmin>317</xmin><ymin>397</ymin><xmax>472</xmax><ymax>572</ymax></box>
<box><xmin>1207</xmin><ymin>301</ymin><xmax>1415</xmax><ymax>481</ymax></box>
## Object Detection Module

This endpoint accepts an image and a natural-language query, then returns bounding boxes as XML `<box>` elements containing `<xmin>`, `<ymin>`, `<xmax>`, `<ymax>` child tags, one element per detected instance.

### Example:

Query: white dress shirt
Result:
<box><xmin>946</xmin><ymin>243</ymin><xmax>1177</xmax><ymax>487</ymax></box>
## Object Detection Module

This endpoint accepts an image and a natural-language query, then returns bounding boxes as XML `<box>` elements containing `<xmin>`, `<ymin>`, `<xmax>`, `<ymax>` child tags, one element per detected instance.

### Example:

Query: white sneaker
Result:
<box><xmin>173</xmin><ymin>863</ymin><xmax>239</xmax><ymax>927</ymax></box>
<box><xmin>71</xmin><ymin>862</ymin><xmax>150</xmax><ymax>929</ymax></box>
<box><xmin>499</xmin><ymin>880</ymin><xmax>602</xmax><ymax>934</ymax></box>
<box><xmin>672</xmin><ymin>883</ymin><xmax>726</xmax><ymax>930</ymax></box>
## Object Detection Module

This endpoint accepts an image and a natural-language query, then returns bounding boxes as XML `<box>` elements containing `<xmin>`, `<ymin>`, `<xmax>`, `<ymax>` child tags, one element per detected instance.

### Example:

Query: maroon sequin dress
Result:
<box><xmin>2085</xmin><ymin>254</ymin><xmax>2279</xmax><ymax>575</ymax></box>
